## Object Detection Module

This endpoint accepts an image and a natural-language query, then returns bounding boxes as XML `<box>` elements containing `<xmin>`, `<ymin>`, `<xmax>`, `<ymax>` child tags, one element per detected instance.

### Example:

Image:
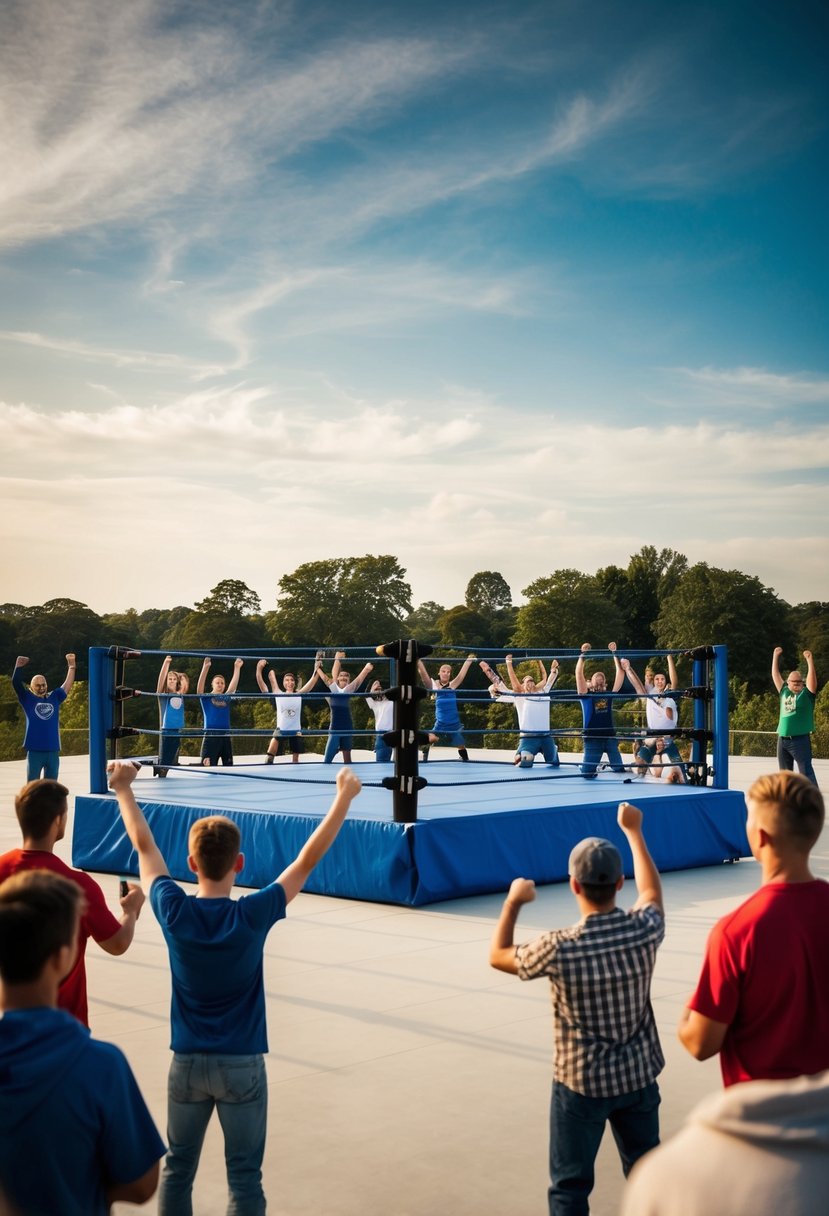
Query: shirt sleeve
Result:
<box><xmin>95</xmin><ymin>1042</ymin><xmax>166</xmax><ymax>1185</ymax></box>
<box><xmin>687</xmin><ymin>919</ymin><xmax>741</xmax><ymax>1025</ymax></box>
<box><xmin>515</xmin><ymin>931</ymin><xmax>559</xmax><ymax>981</ymax></box>
<box><xmin>150</xmin><ymin>875</ymin><xmax>186</xmax><ymax>929</ymax></box>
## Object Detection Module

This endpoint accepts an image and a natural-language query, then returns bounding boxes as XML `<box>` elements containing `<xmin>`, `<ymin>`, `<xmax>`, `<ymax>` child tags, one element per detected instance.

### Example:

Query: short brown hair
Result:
<box><xmin>0</xmin><ymin>870</ymin><xmax>83</xmax><ymax>983</ymax></box>
<box><xmin>188</xmin><ymin>816</ymin><xmax>241</xmax><ymax>880</ymax></box>
<box><xmin>15</xmin><ymin>780</ymin><xmax>69</xmax><ymax>840</ymax></box>
<box><xmin>748</xmin><ymin>771</ymin><xmax>825</xmax><ymax>851</ymax></box>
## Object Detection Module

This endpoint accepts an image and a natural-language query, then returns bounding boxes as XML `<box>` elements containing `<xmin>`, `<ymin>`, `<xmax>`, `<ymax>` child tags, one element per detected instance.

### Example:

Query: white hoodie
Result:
<box><xmin>620</xmin><ymin>1072</ymin><xmax>829</xmax><ymax>1216</ymax></box>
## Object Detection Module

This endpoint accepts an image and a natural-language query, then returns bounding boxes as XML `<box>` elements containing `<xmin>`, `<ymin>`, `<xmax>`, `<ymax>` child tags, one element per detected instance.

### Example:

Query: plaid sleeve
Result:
<box><xmin>516</xmin><ymin>931</ymin><xmax>559</xmax><ymax>981</ymax></box>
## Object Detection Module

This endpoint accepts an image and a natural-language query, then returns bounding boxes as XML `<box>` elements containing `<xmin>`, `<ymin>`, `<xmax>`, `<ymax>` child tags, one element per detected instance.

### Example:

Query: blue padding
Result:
<box><xmin>72</xmin><ymin>764</ymin><xmax>748</xmax><ymax>906</ymax></box>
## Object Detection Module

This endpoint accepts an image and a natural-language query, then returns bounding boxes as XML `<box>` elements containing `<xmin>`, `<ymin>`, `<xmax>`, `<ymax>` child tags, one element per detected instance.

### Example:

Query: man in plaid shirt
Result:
<box><xmin>490</xmin><ymin>802</ymin><xmax>664</xmax><ymax>1215</ymax></box>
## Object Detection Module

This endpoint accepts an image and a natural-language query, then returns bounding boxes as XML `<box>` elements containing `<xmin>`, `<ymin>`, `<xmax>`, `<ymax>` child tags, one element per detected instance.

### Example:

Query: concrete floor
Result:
<box><xmin>2</xmin><ymin>753</ymin><xmax>827</xmax><ymax>1216</ymax></box>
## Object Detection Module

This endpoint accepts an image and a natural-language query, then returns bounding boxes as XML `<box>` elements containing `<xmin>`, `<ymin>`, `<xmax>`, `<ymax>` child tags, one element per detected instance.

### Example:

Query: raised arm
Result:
<box><xmin>418</xmin><ymin>660</ymin><xmax>433</xmax><ymax>691</ymax></box>
<box><xmin>62</xmin><ymin>653</ymin><xmax>77</xmax><ymax>695</ymax></box>
<box><xmin>344</xmin><ymin>661</ymin><xmax>374</xmax><ymax>693</ymax></box>
<box><xmin>804</xmin><ymin>650</ymin><xmax>818</xmax><ymax>694</ymax></box>
<box><xmin>543</xmin><ymin>659</ymin><xmax>559</xmax><ymax>692</ymax></box>
<box><xmin>157</xmin><ymin>655</ymin><xmax>174</xmax><ymax>695</ymax></box>
<box><xmin>255</xmin><ymin>659</ymin><xmax>271</xmax><ymax>693</ymax></box>
<box><xmin>276</xmin><ymin>768</ymin><xmax>362</xmax><ymax>902</ymax></box>
<box><xmin>196</xmin><ymin>657</ymin><xmax>211</xmax><ymax>695</ymax></box>
<box><xmin>107</xmin><ymin>761</ymin><xmax>170</xmax><ymax>888</ymax></box>
<box><xmin>226</xmin><ymin>658</ymin><xmax>243</xmax><ymax>695</ymax></box>
<box><xmin>489</xmin><ymin>877</ymin><xmax>536</xmax><ymax>974</ymax></box>
<box><xmin>621</xmin><ymin>658</ymin><xmax>646</xmax><ymax>696</ymax></box>
<box><xmin>771</xmin><ymin>647</ymin><xmax>784</xmax><ymax>692</ymax></box>
<box><xmin>504</xmin><ymin>654</ymin><xmax>522</xmax><ymax>693</ymax></box>
<box><xmin>449</xmin><ymin>654</ymin><xmax>477</xmax><ymax>689</ymax></box>
<box><xmin>667</xmin><ymin>653</ymin><xmax>679</xmax><ymax>691</ymax></box>
<box><xmin>609</xmin><ymin>642</ymin><xmax>624</xmax><ymax>692</ymax></box>
<box><xmin>617</xmin><ymin>801</ymin><xmax>662</xmax><ymax>913</ymax></box>
<box><xmin>330</xmin><ymin>651</ymin><xmax>346</xmax><ymax>683</ymax></box>
<box><xmin>575</xmin><ymin>643</ymin><xmax>590</xmax><ymax>695</ymax></box>
<box><xmin>298</xmin><ymin>662</ymin><xmax>323</xmax><ymax>694</ymax></box>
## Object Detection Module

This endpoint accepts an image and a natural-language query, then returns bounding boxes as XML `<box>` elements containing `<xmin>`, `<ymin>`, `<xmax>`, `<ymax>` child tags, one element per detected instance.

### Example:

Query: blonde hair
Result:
<box><xmin>748</xmin><ymin>772</ymin><xmax>824</xmax><ymax>851</ymax></box>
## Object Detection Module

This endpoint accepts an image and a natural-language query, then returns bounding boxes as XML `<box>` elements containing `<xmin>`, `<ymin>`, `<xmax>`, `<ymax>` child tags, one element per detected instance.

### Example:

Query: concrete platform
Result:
<box><xmin>1</xmin><ymin>752</ymin><xmax>826</xmax><ymax>1216</ymax></box>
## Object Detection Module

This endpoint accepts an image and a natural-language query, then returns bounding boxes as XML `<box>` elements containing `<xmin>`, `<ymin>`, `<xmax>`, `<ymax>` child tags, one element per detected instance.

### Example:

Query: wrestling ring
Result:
<box><xmin>71</xmin><ymin>642</ymin><xmax>749</xmax><ymax>905</ymax></box>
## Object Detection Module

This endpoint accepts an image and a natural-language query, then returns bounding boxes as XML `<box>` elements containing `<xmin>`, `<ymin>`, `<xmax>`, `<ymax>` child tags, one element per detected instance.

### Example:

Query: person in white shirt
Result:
<box><xmin>481</xmin><ymin>655</ymin><xmax>560</xmax><ymax>768</ymax></box>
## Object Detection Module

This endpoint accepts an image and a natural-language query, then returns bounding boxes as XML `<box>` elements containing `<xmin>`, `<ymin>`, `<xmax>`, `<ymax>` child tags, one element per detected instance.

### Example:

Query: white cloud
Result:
<box><xmin>675</xmin><ymin>365</ymin><xmax>829</xmax><ymax>407</ymax></box>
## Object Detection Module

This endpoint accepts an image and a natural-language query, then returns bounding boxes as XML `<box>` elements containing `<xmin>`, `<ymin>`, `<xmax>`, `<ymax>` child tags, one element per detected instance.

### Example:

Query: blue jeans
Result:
<box><xmin>548</xmin><ymin>1079</ymin><xmax>660</xmax><ymax>1215</ymax></box>
<box><xmin>580</xmin><ymin>736</ymin><xmax>625</xmax><ymax>776</ymax></box>
<box><xmin>323</xmin><ymin>733</ymin><xmax>353</xmax><ymax>762</ymax></box>
<box><xmin>517</xmin><ymin>734</ymin><xmax>560</xmax><ymax>767</ymax></box>
<box><xmin>160</xmin><ymin>1053</ymin><xmax>267</xmax><ymax>1216</ymax></box>
<box><xmin>374</xmin><ymin>735</ymin><xmax>393</xmax><ymax>762</ymax></box>
<box><xmin>777</xmin><ymin>734</ymin><xmax>818</xmax><ymax>785</ymax></box>
<box><xmin>26</xmin><ymin>750</ymin><xmax>59</xmax><ymax>780</ymax></box>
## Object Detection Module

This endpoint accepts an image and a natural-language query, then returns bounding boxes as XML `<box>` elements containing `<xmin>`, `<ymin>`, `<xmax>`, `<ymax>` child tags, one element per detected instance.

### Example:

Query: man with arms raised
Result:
<box><xmin>13</xmin><ymin>652</ymin><xmax>76</xmax><ymax>779</ymax></box>
<box><xmin>771</xmin><ymin>647</ymin><xmax>819</xmax><ymax>785</ymax></box>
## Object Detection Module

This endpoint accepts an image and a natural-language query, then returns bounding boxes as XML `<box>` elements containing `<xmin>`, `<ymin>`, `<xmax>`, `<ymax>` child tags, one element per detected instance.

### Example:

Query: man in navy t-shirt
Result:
<box><xmin>108</xmin><ymin>758</ymin><xmax>363</xmax><ymax>1213</ymax></box>
<box><xmin>575</xmin><ymin>642</ymin><xmax>627</xmax><ymax>777</ymax></box>
<box><xmin>196</xmin><ymin>655</ymin><xmax>243</xmax><ymax>766</ymax></box>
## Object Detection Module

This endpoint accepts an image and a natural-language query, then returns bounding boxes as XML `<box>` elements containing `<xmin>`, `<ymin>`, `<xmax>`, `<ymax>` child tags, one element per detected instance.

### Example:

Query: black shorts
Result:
<box><xmin>200</xmin><ymin>735</ymin><xmax>234</xmax><ymax>766</ymax></box>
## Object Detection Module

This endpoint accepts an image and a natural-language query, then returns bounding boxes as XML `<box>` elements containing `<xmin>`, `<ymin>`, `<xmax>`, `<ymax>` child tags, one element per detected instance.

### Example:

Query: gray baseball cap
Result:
<box><xmin>568</xmin><ymin>837</ymin><xmax>622</xmax><ymax>886</ymax></box>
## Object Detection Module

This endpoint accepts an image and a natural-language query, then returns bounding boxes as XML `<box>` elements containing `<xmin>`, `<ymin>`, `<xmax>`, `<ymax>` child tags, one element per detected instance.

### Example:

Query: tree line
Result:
<box><xmin>1</xmin><ymin>548</ymin><xmax>826</xmax><ymax>762</ymax></box>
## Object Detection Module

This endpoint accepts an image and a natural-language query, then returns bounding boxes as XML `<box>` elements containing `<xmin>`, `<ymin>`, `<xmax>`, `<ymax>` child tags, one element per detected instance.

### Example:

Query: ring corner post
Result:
<box><xmin>712</xmin><ymin>645</ymin><xmax>729</xmax><ymax>789</ymax></box>
<box><xmin>88</xmin><ymin>646</ymin><xmax>112</xmax><ymax>793</ymax></box>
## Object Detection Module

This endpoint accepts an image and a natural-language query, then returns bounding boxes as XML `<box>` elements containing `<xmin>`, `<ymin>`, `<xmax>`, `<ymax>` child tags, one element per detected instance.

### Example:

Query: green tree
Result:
<box><xmin>513</xmin><ymin>570</ymin><xmax>624</xmax><ymax>649</ymax></box>
<box><xmin>403</xmin><ymin>601</ymin><xmax>446</xmax><ymax>643</ymax></box>
<box><xmin>596</xmin><ymin>547</ymin><xmax>688</xmax><ymax>649</ymax></box>
<box><xmin>438</xmin><ymin>606</ymin><xmax>491</xmax><ymax>647</ymax></box>
<box><xmin>269</xmin><ymin>555</ymin><xmax>412</xmax><ymax>646</ymax></box>
<box><xmin>790</xmin><ymin>602</ymin><xmax>829</xmax><ymax>676</ymax></box>
<box><xmin>196</xmin><ymin>580</ymin><xmax>261</xmax><ymax>616</ymax></box>
<box><xmin>14</xmin><ymin>599</ymin><xmax>107</xmax><ymax>681</ymax></box>
<box><xmin>465</xmin><ymin>571</ymin><xmax>512</xmax><ymax>615</ymax></box>
<box><xmin>656</xmin><ymin>564</ymin><xmax>795</xmax><ymax>693</ymax></box>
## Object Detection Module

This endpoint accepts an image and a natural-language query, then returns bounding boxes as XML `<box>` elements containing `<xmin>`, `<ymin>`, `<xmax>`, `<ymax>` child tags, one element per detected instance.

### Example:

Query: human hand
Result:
<box><xmin>201</xmin><ymin>657</ymin><xmax>211</xmax><ymax>669</ymax></box>
<box><xmin>803</xmin><ymin>650</ymin><xmax>813</xmax><ymax>662</ymax></box>
<box><xmin>580</xmin><ymin>643</ymin><xmax>591</xmax><ymax>653</ymax></box>
<box><xmin>773</xmin><ymin>647</ymin><xmax>783</xmax><ymax>658</ymax></box>
<box><xmin>120</xmin><ymin>883</ymin><xmax>146</xmax><ymax>918</ymax></box>
<box><xmin>608</xmin><ymin>642</ymin><xmax>617</xmax><ymax>653</ymax></box>
<box><xmin>257</xmin><ymin>659</ymin><xmax>267</xmax><ymax>671</ymax></box>
<box><xmin>107</xmin><ymin>760</ymin><xmax>141</xmax><ymax>790</ymax></box>
<box><xmin>15</xmin><ymin>655</ymin><xmax>29</xmax><ymax>667</ymax></box>
<box><xmin>618</xmin><ymin>801</ymin><xmax>643</xmax><ymax>832</ymax></box>
<box><xmin>234</xmin><ymin>658</ymin><xmax>244</xmax><ymax>669</ymax></box>
<box><xmin>620</xmin><ymin>658</ymin><xmax>631</xmax><ymax>671</ymax></box>
<box><xmin>506</xmin><ymin>877</ymin><xmax>536</xmax><ymax>906</ymax></box>
<box><xmin>336</xmin><ymin>767</ymin><xmax>362</xmax><ymax>800</ymax></box>
<box><xmin>335</xmin><ymin>650</ymin><xmax>346</xmax><ymax>660</ymax></box>
<box><xmin>66</xmin><ymin>653</ymin><xmax>76</xmax><ymax>665</ymax></box>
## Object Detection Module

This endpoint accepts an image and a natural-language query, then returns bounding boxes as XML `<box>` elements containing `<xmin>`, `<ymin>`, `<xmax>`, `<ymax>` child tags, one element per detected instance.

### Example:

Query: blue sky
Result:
<box><xmin>2</xmin><ymin>0</ymin><xmax>827</xmax><ymax>618</ymax></box>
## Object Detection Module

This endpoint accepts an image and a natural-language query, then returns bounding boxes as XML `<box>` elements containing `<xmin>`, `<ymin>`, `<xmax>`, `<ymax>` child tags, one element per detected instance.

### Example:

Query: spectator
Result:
<box><xmin>771</xmin><ymin>648</ymin><xmax>819</xmax><ymax>785</ymax></box>
<box><xmin>620</xmin><ymin>1072</ymin><xmax>829</xmax><ymax>1216</ymax></box>
<box><xmin>679</xmin><ymin>771</ymin><xmax>829</xmax><ymax>1085</ymax></box>
<box><xmin>12</xmin><ymin>652</ymin><xmax>76</xmax><ymax>779</ymax></box>
<box><xmin>108</xmin><ymin>758</ymin><xmax>362</xmax><ymax>1213</ymax></box>
<box><xmin>490</xmin><ymin>802</ymin><xmax>665</xmax><ymax>1215</ymax></box>
<box><xmin>0</xmin><ymin>778</ymin><xmax>144</xmax><ymax>1027</ymax></box>
<box><xmin>0</xmin><ymin>870</ymin><xmax>164</xmax><ymax>1216</ymax></box>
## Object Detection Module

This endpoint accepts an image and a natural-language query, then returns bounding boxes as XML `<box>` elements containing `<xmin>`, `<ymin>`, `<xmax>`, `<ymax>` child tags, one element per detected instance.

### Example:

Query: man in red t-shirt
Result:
<box><xmin>0</xmin><ymin>778</ymin><xmax>145</xmax><ymax>1026</ymax></box>
<box><xmin>679</xmin><ymin>771</ymin><xmax>829</xmax><ymax>1085</ymax></box>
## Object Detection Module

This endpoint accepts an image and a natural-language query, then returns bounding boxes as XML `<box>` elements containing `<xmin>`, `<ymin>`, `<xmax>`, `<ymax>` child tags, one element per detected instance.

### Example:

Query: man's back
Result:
<box><xmin>516</xmin><ymin>904</ymin><xmax>665</xmax><ymax>1097</ymax></box>
<box><xmin>689</xmin><ymin>879</ymin><xmax>829</xmax><ymax>1086</ymax></box>
<box><xmin>0</xmin><ymin>1007</ymin><xmax>164</xmax><ymax>1216</ymax></box>
<box><xmin>150</xmin><ymin>877</ymin><xmax>287</xmax><ymax>1052</ymax></box>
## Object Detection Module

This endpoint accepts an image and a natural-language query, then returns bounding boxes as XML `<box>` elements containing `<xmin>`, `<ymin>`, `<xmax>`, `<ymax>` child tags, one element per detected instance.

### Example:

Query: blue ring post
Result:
<box><xmin>691</xmin><ymin>652</ymin><xmax>706</xmax><ymax>779</ymax></box>
<box><xmin>712</xmin><ymin>645</ymin><xmax>729</xmax><ymax>789</ymax></box>
<box><xmin>88</xmin><ymin>646</ymin><xmax>113</xmax><ymax>794</ymax></box>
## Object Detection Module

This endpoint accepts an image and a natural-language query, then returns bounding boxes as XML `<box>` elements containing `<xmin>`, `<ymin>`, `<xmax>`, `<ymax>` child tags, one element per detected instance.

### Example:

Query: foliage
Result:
<box><xmin>438</xmin><ymin>606</ymin><xmax>491</xmax><ymax>647</ymax></box>
<box><xmin>790</xmin><ymin>602</ymin><xmax>829</xmax><ymax>676</ymax></box>
<box><xmin>195</xmin><ymin>580</ymin><xmax>262</xmax><ymax>616</ymax></box>
<box><xmin>514</xmin><ymin>569</ymin><xmax>624</xmax><ymax>649</ymax></box>
<box><xmin>596</xmin><ymin>546</ymin><xmax>688</xmax><ymax>649</ymax></box>
<box><xmin>403</xmin><ymin>601</ymin><xmax>446</xmax><ymax>644</ymax></box>
<box><xmin>465</xmin><ymin>571</ymin><xmax>512</xmax><ymax>615</ymax></box>
<box><xmin>269</xmin><ymin>555</ymin><xmax>412</xmax><ymax>646</ymax></box>
<box><xmin>656</xmin><ymin>563</ymin><xmax>795</xmax><ymax>694</ymax></box>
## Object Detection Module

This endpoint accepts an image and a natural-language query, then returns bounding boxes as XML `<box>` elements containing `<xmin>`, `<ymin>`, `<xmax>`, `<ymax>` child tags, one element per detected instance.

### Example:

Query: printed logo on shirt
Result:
<box><xmin>783</xmin><ymin>693</ymin><xmax>799</xmax><ymax>714</ymax></box>
<box><xmin>171</xmin><ymin>696</ymin><xmax>183</xmax><ymax>710</ymax></box>
<box><xmin>35</xmin><ymin>702</ymin><xmax>55</xmax><ymax>720</ymax></box>
<box><xmin>594</xmin><ymin>698</ymin><xmax>609</xmax><ymax>712</ymax></box>
<box><xmin>284</xmin><ymin>707</ymin><xmax>297</xmax><ymax>721</ymax></box>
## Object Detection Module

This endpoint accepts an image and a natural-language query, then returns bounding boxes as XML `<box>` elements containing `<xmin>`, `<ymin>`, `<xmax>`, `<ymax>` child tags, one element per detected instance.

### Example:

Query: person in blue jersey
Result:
<box><xmin>107</xmin><ymin>758</ymin><xmax>363</xmax><ymax>1215</ymax></box>
<box><xmin>575</xmin><ymin>642</ymin><xmax>626</xmax><ymax>777</ymax></box>
<box><xmin>417</xmin><ymin>654</ymin><xmax>477</xmax><ymax>762</ymax></box>
<box><xmin>12</xmin><ymin>652</ymin><xmax>76</xmax><ymax>780</ymax></box>
<box><xmin>0</xmin><ymin>870</ymin><xmax>164</xmax><ymax>1216</ymax></box>
<box><xmin>318</xmin><ymin>650</ymin><xmax>375</xmax><ymax>763</ymax></box>
<box><xmin>196</xmin><ymin>655</ymin><xmax>243</xmax><ymax>766</ymax></box>
<box><xmin>155</xmin><ymin>655</ymin><xmax>190</xmax><ymax>777</ymax></box>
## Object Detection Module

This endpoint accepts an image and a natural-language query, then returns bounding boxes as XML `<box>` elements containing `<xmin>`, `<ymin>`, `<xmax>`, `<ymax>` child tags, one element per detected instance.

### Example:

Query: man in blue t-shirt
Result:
<box><xmin>12</xmin><ymin>652</ymin><xmax>77</xmax><ymax>780</ymax></box>
<box><xmin>108</xmin><ymin>758</ymin><xmax>363</xmax><ymax>1214</ymax></box>
<box><xmin>196</xmin><ymin>655</ymin><xmax>243</xmax><ymax>766</ymax></box>
<box><xmin>0</xmin><ymin>870</ymin><xmax>164</xmax><ymax>1216</ymax></box>
<box><xmin>319</xmin><ymin>650</ymin><xmax>375</xmax><ymax>763</ymax></box>
<box><xmin>575</xmin><ymin>642</ymin><xmax>627</xmax><ymax>777</ymax></box>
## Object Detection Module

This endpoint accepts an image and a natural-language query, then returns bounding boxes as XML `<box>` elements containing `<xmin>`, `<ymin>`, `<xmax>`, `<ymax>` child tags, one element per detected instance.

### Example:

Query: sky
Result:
<box><xmin>2</xmin><ymin>0</ymin><xmax>828</xmax><ymax>621</ymax></box>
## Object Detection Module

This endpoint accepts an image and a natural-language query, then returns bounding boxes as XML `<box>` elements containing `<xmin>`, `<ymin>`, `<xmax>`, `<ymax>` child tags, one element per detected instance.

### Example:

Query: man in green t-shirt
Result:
<box><xmin>771</xmin><ymin>648</ymin><xmax>818</xmax><ymax>785</ymax></box>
